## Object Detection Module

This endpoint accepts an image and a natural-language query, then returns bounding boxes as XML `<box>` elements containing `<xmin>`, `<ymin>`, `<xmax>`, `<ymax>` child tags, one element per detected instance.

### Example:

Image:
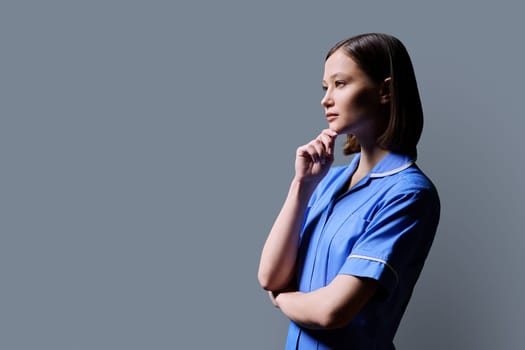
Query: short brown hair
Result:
<box><xmin>326</xmin><ymin>33</ymin><xmax>424</xmax><ymax>156</ymax></box>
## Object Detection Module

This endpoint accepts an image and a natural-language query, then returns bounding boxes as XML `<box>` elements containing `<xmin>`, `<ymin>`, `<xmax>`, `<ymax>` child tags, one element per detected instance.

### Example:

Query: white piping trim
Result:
<box><xmin>370</xmin><ymin>161</ymin><xmax>415</xmax><ymax>178</ymax></box>
<box><xmin>347</xmin><ymin>254</ymin><xmax>399</xmax><ymax>283</ymax></box>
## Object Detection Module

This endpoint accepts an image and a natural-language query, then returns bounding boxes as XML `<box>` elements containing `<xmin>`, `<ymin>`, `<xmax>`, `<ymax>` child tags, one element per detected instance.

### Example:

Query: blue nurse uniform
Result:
<box><xmin>285</xmin><ymin>152</ymin><xmax>440</xmax><ymax>349</ymax></box>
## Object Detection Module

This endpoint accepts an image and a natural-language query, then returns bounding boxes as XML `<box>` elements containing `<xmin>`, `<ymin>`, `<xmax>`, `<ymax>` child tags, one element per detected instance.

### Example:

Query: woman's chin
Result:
<box><xmin>328</xmin><ymin>124</ymin><xmax>349</xmax><ymax>135</ymax></box>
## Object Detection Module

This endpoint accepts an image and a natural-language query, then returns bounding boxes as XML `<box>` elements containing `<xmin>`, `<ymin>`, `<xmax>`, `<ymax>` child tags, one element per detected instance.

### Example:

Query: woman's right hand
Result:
<box><xmin>294</xmin><ymin>129</ymin><xmax>338</xmax><ymax>184</ymax></box>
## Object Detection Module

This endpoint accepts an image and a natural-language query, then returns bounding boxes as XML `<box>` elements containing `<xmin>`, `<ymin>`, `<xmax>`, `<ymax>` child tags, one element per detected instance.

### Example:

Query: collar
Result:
<box><xmin>351</xmin><ymin>152</ymin><xmax>416</xmax><ymax>179</ymax></box>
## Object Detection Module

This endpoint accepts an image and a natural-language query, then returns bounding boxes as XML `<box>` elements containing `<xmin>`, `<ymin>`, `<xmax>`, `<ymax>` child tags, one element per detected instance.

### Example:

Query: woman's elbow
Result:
<box><xmin>257</xmin><ymin>269</ymin><xmax>292</xmax><ymax>291</ymax></box>
<box><xmin>257</xmin><ymin>268</ymin><xmax>280</xmax><ymax>291</ymax></box>
<box><xmin>258</xmin><ymin>270</ymin><xmax>273</xmax><ymax>290</ymax></box>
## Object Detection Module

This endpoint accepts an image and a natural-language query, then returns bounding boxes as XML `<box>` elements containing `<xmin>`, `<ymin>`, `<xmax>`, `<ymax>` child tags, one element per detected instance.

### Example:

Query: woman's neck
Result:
<box><xmin>345</xmin><ymin>145</ymin><xmax>389</xmax><ymax>192</ymax></box>
<box><xmin>356</xmin><ymin>144</ymin><xmax>389</xmax><ymax>174</ymax></box>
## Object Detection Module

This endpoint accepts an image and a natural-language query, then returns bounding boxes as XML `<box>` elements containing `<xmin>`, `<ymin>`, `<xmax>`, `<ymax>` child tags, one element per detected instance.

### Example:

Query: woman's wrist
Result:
<box><xmin>290</xmin><ymin>177</ymin><xmax>318</xmax><ymax>198</ymax></box>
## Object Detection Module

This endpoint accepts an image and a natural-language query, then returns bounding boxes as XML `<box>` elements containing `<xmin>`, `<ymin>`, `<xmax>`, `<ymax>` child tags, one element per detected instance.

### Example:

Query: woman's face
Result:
<box><xmin>321</xmin><ymin>49</ymin><xmax>386</xmax><ymax>137</ymax></box>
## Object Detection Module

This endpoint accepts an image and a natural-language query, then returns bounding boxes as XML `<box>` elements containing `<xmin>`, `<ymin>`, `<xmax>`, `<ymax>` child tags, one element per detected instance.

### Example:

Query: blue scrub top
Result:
<box><xmin>285</xmin><ymin>152</ymin><xmax>440</xmax><ymax>350</ymax></box>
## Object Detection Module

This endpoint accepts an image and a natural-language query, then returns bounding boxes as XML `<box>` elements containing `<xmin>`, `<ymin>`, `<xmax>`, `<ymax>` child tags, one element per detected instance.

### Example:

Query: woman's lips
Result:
<box><xmin>326</xmin><ymin>113</ymin><xmax>338</xmax><ymax>122</ymax></box>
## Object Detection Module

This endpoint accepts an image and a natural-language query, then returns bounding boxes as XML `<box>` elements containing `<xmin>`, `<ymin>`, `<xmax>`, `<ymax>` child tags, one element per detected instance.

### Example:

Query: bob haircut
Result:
<box><xmin>326</xmin><ymin>33</ymin><xmax>424</xmax><ymax>156</ymax></box>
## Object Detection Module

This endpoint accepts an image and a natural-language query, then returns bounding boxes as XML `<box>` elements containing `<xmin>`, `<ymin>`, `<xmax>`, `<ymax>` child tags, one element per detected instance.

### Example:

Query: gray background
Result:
<box><xmin>1</xmin><ymin>1</ymin><xmax>523</xmax><ymax>349</ymax></box>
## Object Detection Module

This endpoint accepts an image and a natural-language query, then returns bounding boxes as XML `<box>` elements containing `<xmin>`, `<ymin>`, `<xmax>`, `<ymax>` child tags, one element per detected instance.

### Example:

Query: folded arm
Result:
<box><xmin>274</xmin><ymin>274</ymin><xmax>379</xmax><ymax>329</ymax></box>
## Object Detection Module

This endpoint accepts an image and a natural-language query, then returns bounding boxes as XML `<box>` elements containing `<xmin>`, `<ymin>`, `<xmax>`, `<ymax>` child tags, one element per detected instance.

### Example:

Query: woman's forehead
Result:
<box><xmin>323</xmin><ymin>50</ymin><xmax>363</xmax><ymax>80</ymax></box>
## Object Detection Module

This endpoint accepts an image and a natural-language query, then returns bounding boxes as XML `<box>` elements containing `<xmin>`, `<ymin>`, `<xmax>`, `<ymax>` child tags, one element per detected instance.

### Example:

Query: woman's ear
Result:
<box><xmin>379</xmin><ymin>77</ymin><xmax>392</xmax><ymax>104</ymax></box>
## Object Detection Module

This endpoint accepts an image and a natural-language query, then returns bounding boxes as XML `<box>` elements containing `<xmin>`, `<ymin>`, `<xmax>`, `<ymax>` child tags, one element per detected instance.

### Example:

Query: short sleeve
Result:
<box><xmin>338</xmin><ymin>183</ymin><xmax>440</xmax><ymax>295</ymax></box>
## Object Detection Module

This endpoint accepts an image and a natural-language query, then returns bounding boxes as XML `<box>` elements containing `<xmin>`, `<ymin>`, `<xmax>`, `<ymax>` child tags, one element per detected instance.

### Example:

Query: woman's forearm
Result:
<box><xmin>275</xmin><ymin>275</ymin><xmax>379</xmax><ymax>330</ymax></box>
<box><xmin>275</xmin><ymin>291</ymin><xmax>329</xmax><ymax>329</ymax></box>
<box><xmin>257</xmin><ymin>178</ymin><xmax>315</xmax><ymax>291</ymax></box>
<box><xmin>259</xmin><ymin>130</ymin><xmax>336</xmax><ymax>291</ymax></box>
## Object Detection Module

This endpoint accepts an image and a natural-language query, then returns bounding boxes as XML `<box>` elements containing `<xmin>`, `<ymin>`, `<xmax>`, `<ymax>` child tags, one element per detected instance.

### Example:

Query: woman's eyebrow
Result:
<box><xmin>322</xmin><ymin>73</ymin><xmax>351</xmax><ymax>83</ymax></box>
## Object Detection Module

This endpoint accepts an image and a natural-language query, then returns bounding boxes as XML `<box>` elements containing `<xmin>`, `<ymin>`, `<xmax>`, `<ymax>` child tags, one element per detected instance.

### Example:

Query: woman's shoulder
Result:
<box><xmin>396</xmin><ymin>165</ymin><xmax>437</xmax><ymax>191</ymax></box>
<box><xmin>384</xmin><ymin>164</ymin><xmax>440</xmax><ymax>206</ymax></box>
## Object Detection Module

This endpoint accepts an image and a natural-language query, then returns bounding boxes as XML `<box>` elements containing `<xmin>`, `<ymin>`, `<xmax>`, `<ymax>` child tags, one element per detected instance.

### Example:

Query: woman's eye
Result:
<box><xmin>335</xmin><ymin>80</ymin><xmax>346</xmax><ymax>87</ymax></box>
<box><xmin>322</xmin><ymin>86</ymin><xmax>328</xmax><ymax>91</ymax></box>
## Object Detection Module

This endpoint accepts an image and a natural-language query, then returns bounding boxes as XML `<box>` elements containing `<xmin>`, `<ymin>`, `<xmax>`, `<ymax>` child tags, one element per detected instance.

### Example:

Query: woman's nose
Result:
<box><xmin>321</xmin><ymin>91</ymin><xmax>333</xmax><ymax>108</ymax></box>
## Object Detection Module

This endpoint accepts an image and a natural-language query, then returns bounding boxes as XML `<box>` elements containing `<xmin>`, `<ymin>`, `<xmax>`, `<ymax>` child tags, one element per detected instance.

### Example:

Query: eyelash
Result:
<box><xmin>322</xmin><ymin>81</ymin><xmax>346</xmax><ymax>91</ymax></box>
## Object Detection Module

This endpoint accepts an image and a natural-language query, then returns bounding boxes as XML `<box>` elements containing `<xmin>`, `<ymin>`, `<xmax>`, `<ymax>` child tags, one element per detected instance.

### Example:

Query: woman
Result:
<box><xmin>257</xmin><ymin>33</ymin><xmax>440</xmax><ymax>349</ymax></box>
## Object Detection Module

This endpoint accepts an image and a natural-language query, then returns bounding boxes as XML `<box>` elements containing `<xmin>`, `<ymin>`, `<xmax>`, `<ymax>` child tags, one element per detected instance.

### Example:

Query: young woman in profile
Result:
<box><xmin>258</xmin><ymin>33</ymin><xmax>440</xmax><ymax>349</ymax></box>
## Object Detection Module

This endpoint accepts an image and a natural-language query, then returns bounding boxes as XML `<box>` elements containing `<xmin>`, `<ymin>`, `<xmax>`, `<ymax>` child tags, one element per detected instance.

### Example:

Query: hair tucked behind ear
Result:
<box><xmin>326</xmin><ymin>33</ymin><xmax>423</xmax><ymax>156</ymax></box>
